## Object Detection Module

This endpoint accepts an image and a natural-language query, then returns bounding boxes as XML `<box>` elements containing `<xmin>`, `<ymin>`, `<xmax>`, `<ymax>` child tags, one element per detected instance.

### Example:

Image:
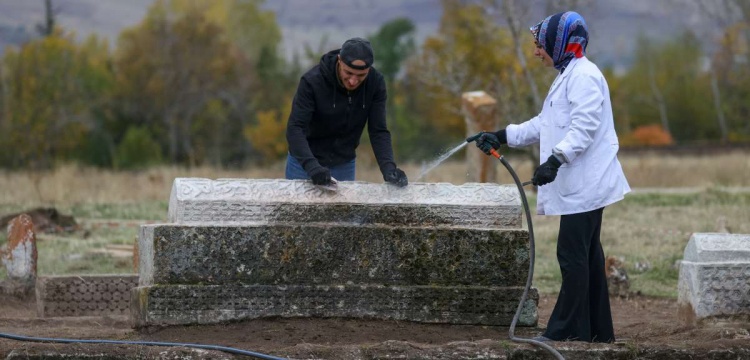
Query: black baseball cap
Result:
<box><xmin>339</xmin><ymin>37</ymin><xmax>374</xmax><ymax>70</ymax></box>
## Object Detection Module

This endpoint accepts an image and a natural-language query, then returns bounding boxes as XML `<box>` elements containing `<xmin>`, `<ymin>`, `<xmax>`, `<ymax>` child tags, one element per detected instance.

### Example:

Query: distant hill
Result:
<box><xmin>0</xmin><ymin>0</ymin><xmax>153</xmax><ymax>53</ymax></box>
<box><xmin>0</xmin><ymin>0</ymin><xmax>706</xmax><ymax>72</ymax></box>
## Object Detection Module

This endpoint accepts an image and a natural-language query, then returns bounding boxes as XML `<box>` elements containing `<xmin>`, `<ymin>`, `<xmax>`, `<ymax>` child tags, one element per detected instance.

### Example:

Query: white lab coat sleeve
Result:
<box><xmin>506</xmin><ymin>114</ymin><xmax>542</xmax><ymax>148</ymax></box>
<box><xmin>553</xmin><ymin>72</ymin><xmax>604</xmax><ymax>163</ymax></box>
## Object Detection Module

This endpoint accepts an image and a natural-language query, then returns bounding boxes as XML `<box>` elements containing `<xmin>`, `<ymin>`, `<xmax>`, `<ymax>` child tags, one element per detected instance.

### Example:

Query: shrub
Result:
<box><xmin>113</xmin><ymin>126</ymin><xmax>163</xmax><ymax>169</ymax></box>
<box><xmin>622</xmin><ymin>124</ymin><xmax>674</xmax><ymax>146</ymax></box>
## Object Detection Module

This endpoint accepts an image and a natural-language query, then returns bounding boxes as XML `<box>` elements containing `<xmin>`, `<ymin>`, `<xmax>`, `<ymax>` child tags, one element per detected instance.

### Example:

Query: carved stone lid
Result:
<box><xmin>682</xmin><ymin>233</ymin><xmax>750</xmax><ymax>263</ymax></box>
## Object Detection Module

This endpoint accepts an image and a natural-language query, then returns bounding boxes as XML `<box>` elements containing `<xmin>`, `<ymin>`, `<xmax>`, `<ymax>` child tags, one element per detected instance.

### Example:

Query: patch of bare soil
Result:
<box><xmin>0</xmin><ymin>292</ymin><xmax>748</xmax><ymax>358</ymax></box>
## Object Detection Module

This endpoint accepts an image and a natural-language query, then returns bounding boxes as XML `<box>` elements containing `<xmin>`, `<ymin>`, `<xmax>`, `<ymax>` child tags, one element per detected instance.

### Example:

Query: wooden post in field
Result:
<box><xmin>462</xmin><ymin>91</ymin><xmax>498</xmax><ymax>183</ymax></box>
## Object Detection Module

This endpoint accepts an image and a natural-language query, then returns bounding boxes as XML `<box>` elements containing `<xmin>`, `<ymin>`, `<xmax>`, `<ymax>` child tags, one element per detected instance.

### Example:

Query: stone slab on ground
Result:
<box><xmin>131</xmin><ymin>284</ymin><xmax>538</xmax><ymax>327</ymax></box>
<box><xmin>167</xmin><ymin>178</ymin><xmax>522</xmax><ymax>228</ymax></box>
<box><xmin>678</xmin><ymin>233</ymin><xmax>750</xmax><ymax>325</ymax></box>
<box><xmin>138</xmin><ymin>225</ymin><xmax>530</xmax><ymax>287</ymax></box>
<box><xmin>36</xmin><ymin>275</ymin><xmax>138</xmax><ymax>317</ymax></box>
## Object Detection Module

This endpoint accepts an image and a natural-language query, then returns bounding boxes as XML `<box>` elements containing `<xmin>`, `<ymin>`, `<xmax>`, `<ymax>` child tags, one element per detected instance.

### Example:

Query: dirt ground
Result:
<box><xmin>1</xmin><ymin>291</ymin><xmax>748</xmax><ymax>359</ymax></box>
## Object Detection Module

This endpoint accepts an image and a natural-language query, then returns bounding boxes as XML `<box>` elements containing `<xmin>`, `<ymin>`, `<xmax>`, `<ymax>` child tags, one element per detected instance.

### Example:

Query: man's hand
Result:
<box><xmin>309</xmin><ymin>167</ymin><xmax>332</xmax><ymax>185</ymax></box>
<box><xmin>474</xmin><ymin>130</ymin><xmax>507</xmax><ymax>156</ymax></box>
<box><xmin>532</xmin><ymin>155</ymin><xmax>562</xmax><ymax>186</ymax></box>
<box><xmin>384</xmin><ymin>168</ymin><xmax>408</xmax><ymax>187</ymax></box>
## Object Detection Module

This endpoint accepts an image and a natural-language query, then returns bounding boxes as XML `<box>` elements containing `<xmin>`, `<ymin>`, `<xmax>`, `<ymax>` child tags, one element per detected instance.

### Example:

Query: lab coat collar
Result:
<box><xmin>548</xmin><ymin>56</ymin><xmax>585</xmax><ymax>95</ymax></box>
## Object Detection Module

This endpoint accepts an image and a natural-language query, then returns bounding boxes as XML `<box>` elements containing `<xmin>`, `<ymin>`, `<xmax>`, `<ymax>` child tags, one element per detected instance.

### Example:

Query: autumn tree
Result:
<box><xmin>243</xmin><ymin>97</ymin><xmax>292</xmax><ymax>162</ymax></box>
<box><xmin>617</xmin><ymin>32</ymin><xmax>716</xmax><ymax>143</ymax></box>
<box><xmin>187</xmin><ymin>0</ymin><xmax>297</xmax><ymax>163</ymax></box>
<box><xmin>187</xmin><ymin>0</ymin><xmax>293</xmax><ymax>111</ymax></box>
<box><xmin>714</xmin><ymin>23</ymin><xmax>750</xmax><ymax>141</ymax></box>
<box><xmin>113</xmin><ymin>1</ymin><xmax>239</xmax><ymax>165</ymax></box>
<box><xmin>0</xmin><ymin>29</ymin><xmax>113</xmax><ymax>168</ymax></box>
<box><xmin>698</xmin><ymin>0</ymin><xmax>750</xmax><ymax>142</ymax></box>
<box><xmin>670</xmin><ymin>0</ymin><xmax>749</xmax><ymax>142</ymax></box>
<box><xmin>402</xmin><ymin>0</ymin><xmax>543</xmax><ymax>160</ymax></box>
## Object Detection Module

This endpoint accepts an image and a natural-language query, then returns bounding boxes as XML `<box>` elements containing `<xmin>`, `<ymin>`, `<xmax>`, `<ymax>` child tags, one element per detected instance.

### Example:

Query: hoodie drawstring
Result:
<box><xmin>334</xmin><ymin>82</ymin><xmax>366</xmax><ymax>109</ymax></box>
<box><xmin>332</xmin><ymin>61</ymin><xmax>367</xmax><ymax>110</ymax></box>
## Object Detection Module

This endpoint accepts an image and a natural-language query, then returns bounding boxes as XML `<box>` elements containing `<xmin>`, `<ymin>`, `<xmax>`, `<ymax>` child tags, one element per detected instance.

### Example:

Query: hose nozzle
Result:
<box><xmin>466</xmin><ymin>132</ymin><xmax>484</xmax><ymax>143</ymax></box>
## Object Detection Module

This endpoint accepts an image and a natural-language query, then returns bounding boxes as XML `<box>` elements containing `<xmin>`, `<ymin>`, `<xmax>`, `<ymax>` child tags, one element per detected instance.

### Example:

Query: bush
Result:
<box><xmin>76</xmin><ymin>131</ymin><xmax>114</xmax><ymax>167</ymax></box>
<box><xmin>113</xmin><ymin>126</ymin><xmax>163</xmax><ymax>169</ymax></box>
<box><xmin>622</xmin><ymin>124</ymin><xmax>674</xmax><ymax>146</ymax></box>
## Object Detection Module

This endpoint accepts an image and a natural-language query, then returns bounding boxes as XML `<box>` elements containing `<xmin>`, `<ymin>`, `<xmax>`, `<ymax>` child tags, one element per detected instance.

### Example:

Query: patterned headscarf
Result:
<box><xmin>530</xmin><ymin>11</ymin><xmax>588</xmax><ymax>73</ymax></box>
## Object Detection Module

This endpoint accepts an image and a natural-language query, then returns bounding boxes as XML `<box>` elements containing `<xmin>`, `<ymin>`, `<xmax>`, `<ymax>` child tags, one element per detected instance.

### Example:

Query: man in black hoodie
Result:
<box><xmin>285</xmin><ymin>37</ymin><xmax>408</xmax><ymax>187</ymax></box>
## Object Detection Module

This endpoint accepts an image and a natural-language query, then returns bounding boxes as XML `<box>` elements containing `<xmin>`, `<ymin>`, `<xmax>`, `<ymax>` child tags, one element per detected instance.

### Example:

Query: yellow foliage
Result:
<box><xmin>2</xmin><ymin>29</ymin><xmax>112</xmax><ymax>167</ymax></box>
<box><xmin>167</xmin><ymin>0</ymin><xmax>281</xmax><ymax>65</ymax></box>
<box><xmin>404</xmin><ymin>0</ymin><xmax>539</xmax><ymax>138</ymax></box>
<box><xmin>244</xmin><ymin>102</ymin><xmax>291</xmax><ymax>162</ymax></box>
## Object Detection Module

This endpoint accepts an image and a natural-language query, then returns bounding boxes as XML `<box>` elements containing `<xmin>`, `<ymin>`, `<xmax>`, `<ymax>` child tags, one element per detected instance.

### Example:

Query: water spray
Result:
<box><xmin>466</xmin><ymin>132</ymin><xmax>565</xmax><ymax>360</ymax></box>
<box><xmin>415</xmin><ymin>141</ymin><xmax>469</xmax><ymax>182</ymax></box>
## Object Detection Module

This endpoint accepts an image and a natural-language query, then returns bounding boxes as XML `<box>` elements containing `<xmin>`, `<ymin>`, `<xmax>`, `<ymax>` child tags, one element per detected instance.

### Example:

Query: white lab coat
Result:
<box><xmin>506</xmin><ymin>57</ymin><xmax>630</xmax><ymax>215</ymax></box>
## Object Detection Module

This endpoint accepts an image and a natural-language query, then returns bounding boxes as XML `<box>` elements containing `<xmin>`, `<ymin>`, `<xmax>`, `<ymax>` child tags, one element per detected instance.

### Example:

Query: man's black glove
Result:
<box><xmin>384</xmin><ymin>168</ymin><xmax>408</xmax><ymax>187</ymax></box>
<box><xmin>532</xmin><ymin>155</ymin><xmax>563</xmax><ymax>186</ymax></box>
<box><xmin>474</xmin><ymin>130</ymin><xmax>507</xmax><ymax>156</ymax></box>
<box><xmin>309</xmin><ymin>167</ymin><xmax>332</xmax><ymax>186</ymax></box>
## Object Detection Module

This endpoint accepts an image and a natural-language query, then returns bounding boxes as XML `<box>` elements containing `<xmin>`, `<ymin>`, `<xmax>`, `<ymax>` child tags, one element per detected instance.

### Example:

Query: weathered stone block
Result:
<box><xmin>36</xmin><ymin>275</ymin><xmax>138</xmax><ymax>317</ymax></box>
<box><xmin>138</xmin><ymin>224</ymin><xmax>530</xmax><ymax>287</ymax></box>
<box><xmin>167</xmin><ymin>178</ymin><xmax>521</xmax><ymax>228</ymax></box>
<box><xmin>131</xmin><ymin>284</ymin><xmax>538</xmax><ymax>327</ymax></box>
<box><xmin>135</xmin><ymin>178</ymin><xmax>536</xmax><ymax>327</ymax></box>
<box><xmin>678</xmin><ymin>233</ymin><xmax>750</xmax><ymax>325</ymax></box>
<box><xmin>1</xmin><ymin>214</ymin><xmax>37</xmax><ymax>296</ymax></box>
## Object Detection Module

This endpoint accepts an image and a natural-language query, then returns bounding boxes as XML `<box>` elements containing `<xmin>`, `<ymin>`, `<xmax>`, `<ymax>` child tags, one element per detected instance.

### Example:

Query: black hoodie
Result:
<box><xmin>286</xmin><ymin>50</ymin><xmax>396</xmax><ymax>177</ymax></box>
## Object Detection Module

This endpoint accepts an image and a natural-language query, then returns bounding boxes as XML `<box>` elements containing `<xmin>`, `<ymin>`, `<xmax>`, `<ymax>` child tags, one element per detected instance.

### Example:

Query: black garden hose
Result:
<box><xmin>466</xmin><ymin>132</ymin><xmax>565</xmax><ymax>360</ymax></box>
<box><xmin>0</xmin><ymin>332</ymin><xmax>287</xmax><ymax>359</ymax></box>
<box><xmin>497</xmin><ymin>154</ymin><xmax>565</xmax><ymax>360</ymax></box>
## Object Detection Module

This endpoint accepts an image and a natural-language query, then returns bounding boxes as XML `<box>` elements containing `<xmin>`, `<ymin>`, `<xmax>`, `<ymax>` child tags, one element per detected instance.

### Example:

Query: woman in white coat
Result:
<box><xmin>472</xmin><ymin>11</ymin><xmax>630</xmax><ymax>343</ymax></box>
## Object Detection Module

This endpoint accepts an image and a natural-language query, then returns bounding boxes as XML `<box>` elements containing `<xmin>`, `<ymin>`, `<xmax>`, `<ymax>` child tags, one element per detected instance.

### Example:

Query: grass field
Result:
<box><xmin>0</xmin><ymin>150</ymin><xmax>748</xmax><ymax>297</ymax></box>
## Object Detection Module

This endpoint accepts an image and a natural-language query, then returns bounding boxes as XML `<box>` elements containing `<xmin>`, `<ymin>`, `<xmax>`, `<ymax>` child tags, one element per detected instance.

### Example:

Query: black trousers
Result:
<box><xmin>543</xmin><ymin>207</ymin><xmax>615</xmax><ymax>343</ymax></box>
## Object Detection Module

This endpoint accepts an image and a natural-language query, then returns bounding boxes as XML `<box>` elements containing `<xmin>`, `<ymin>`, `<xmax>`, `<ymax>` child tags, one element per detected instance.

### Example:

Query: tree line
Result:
<box><xmin>0</xmin><ymin>0</ymin><xmax>747</xmax><ymax>170</ymax></box>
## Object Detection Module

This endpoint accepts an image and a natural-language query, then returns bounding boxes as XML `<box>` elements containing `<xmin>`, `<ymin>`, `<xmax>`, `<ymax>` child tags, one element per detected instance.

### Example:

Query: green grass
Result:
<box><xmin>0</xmin><ymin>201</ymin><xmax>167</xmax><ymax>278</ymax></box>
<box><xmin>35</xmin><ymin>226</ymin><xmax>139</xmax><ymax>275</ymax></box>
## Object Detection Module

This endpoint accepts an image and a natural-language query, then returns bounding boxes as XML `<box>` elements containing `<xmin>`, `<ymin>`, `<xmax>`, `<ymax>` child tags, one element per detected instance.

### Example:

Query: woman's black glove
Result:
<box><xmin>474</xmin><ymin>130</ymin><xmax>507</xmax><ymax>155</ymax></box>
<box><xmin>384</xmin><ymin>168</ymin><xmax>408</xmax><ymax>187</ymax></box>
<box><xmin>309</xmin><ymin>167</ymin><xmax>332</xmax><ymax>185</ymax></box>
<box><xmin>532</xmin><ymin>155</ymin><xmax>562</xmax><ymax>186</ymax></box>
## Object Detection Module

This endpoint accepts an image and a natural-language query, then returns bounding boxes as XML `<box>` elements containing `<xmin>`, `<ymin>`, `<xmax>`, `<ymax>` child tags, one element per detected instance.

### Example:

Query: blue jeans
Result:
<box><xmin>285</xmin><ymin>154</ymin><xmax>356</xmax><ymax>181</ymax></box>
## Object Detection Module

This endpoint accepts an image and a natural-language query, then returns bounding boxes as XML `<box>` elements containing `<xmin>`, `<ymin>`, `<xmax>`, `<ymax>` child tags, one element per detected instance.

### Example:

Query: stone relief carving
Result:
<box><xmin>168</xmin><ymin>178</ymin><xmax>523</xmax><ymax>226</ymax></box>
<box><xmin>171</xmin><ymin>178</ymin><xmax>519</xmax><ymax>204</ymax></box>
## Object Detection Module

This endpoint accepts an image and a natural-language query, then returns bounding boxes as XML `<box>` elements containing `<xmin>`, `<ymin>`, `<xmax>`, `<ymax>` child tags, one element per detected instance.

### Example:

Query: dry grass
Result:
<box><xmin>375</xmin><ymin>150</ymin><xmax>750</xmax><ymax>188</ymax></box>
<box><xmin>0</xmin><ymin>149</ymin><xmax>744</xmax><ymax>221</ymax></box>
<box><xmin>0</xmin><ymin>150</ymin><xmax>747</xmax><ymax>205</ymax></box>
<box><xmin>617</xmin><ymin>150</ymin><xmax>750</xmax><ymax>188</ymax></box>
<box><xmin>0</xmin><ymin>163</ymin><xmax>285</xmax><ymax>206</ymax></box>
